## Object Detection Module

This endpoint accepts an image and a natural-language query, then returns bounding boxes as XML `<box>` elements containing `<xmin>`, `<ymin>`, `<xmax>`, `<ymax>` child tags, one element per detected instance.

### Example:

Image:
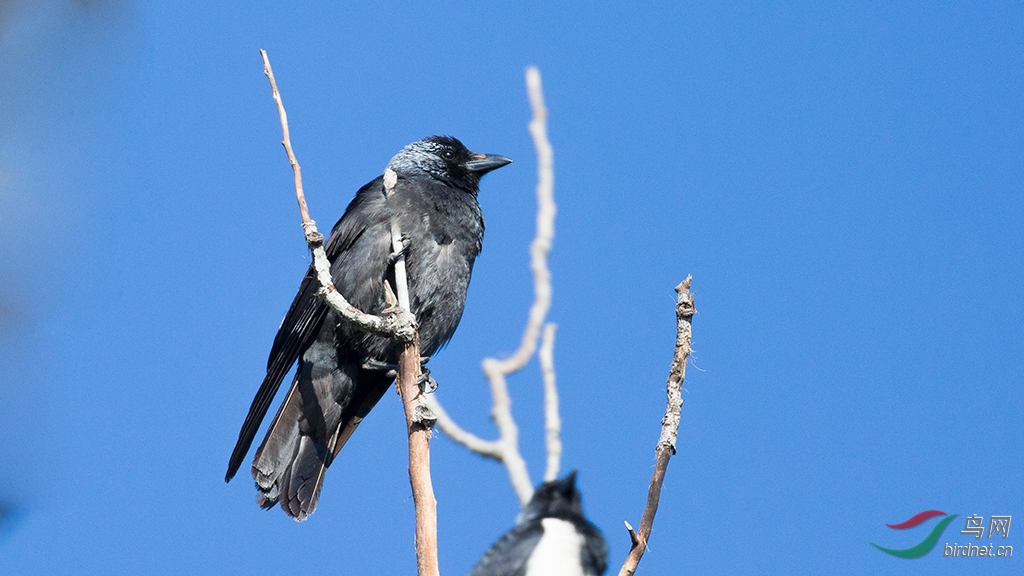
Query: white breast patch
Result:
<box><xmin>525</xmin><ymin>518</ymin><xmax>585</xmax><ymax>576</ymax></box>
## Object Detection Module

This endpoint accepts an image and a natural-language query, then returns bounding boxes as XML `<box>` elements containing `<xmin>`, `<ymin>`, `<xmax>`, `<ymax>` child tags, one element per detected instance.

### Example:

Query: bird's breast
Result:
<box><xmin>525</xmin><ymin>518</ymin><xmax>587</xmax><ymax>576</ymax></box>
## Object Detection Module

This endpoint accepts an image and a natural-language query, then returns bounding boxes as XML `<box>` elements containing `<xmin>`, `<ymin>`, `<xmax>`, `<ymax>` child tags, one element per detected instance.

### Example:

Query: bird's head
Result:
<box><xmin>386</xmin><ymin>136</ymin><xmax>512</xmax><ymax>194</ymax></box>
<box><xmin>518</xmin><ymin>471</ymin><xmax>586</xmax><ymax>524</ymax></box>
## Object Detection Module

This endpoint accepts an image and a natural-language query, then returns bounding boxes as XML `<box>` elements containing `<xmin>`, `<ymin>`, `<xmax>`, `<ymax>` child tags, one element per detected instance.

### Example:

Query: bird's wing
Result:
<box><xmin>579</xmin><ymin>522</ymin><xmax>609</xmax><ymax>576</ymax></box>
<box><xmin>470</xmin><ymin>523</ymin><xmax>544</xmax><ymax>576</ymax></box>
<box><xmin>225</xmin><ymin>176</ymin><xmax>386</xmax><ymax>482</ymax></box>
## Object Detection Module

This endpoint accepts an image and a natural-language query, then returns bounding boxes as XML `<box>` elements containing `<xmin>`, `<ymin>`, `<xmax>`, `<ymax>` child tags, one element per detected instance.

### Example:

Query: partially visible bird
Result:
<box><xmin>471</xmin><ymin>472</ymin><xmax>608</xmax><ymax>576</ymax></box>
<box><xmin>225</xmin><ymin>136</ymin><xmax>511</xmax><ymax>521</ymax></box>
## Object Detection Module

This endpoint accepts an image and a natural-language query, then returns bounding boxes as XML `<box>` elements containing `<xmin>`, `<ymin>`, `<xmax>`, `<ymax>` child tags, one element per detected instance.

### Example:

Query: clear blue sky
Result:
<box><xmin>1</xmin><ymin>1</ymin><xmax>1021</xmax><ymax>574</ymax></box>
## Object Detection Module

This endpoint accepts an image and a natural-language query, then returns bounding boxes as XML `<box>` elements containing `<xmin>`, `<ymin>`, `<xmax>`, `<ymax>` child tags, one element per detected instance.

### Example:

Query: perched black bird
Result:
<box><xmin>471</xmin><ymin>472</ymin><xmax>608</xmax><ymax>576</ymax></box>
<box><xmin>226</xmin><ymin>136</ymin><xmax>511</xmax><ymax>520</ymax></box>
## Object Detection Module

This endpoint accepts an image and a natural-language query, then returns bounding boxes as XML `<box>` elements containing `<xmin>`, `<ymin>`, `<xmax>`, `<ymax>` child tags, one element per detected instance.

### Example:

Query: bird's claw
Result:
<box><xmin>417</xmin><ymin>366</ymin><xmax>438</xmax><ymax>394</ymax></box>
<box><xmin>387</xmin><ymin>234</ymin><xmax>411</xmax><ymax>265</ymax></box>
<box><xmin>362</xmin><ymin>358</ymin><xmax>398</xmax><ymax>379</ymax></box>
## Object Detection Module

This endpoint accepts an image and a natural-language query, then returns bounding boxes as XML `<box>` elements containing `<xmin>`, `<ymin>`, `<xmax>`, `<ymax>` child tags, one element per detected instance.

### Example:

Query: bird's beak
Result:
<box><xmin>464</xmin><ymin>153</ymin><xmax>512</xmax><ymax>175</ymax></box>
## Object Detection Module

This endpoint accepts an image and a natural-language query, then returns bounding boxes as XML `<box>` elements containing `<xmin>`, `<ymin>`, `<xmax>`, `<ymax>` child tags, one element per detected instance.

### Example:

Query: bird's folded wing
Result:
<box><xmin>225</xmin><ymin>176</ymin><xmax>386</xmax><ymax>481</ymax></box>
<box><xmin>470</xmin><ymin>523</ymin><xmax>544</xmax><ymax>576</ymax></box>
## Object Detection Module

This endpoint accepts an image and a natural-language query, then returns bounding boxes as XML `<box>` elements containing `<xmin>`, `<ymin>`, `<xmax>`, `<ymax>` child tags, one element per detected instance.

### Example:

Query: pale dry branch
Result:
<box><xmin>487</xmin><ymin>65</ymin><xmax>556</xmax><ymax>374</ymax></box>
<box><xmin>386</xmin><ymin>167</ymin><xmax>440</xmax><ymax>576</ymax></box>
<box><xmin>482</xmin><ymin>359</ymin><xmax>536</xmax><ymax>505</ymax></box>
<box><xmin>260</xmin><ymin>49</ymin><xmax>436</xmax><ymax>576</ymax></box>
<box><xmin>539</xmin><ymin>323</ymin><xmax>561</xmax><ymax>482</ymax></box>
<box><xmin>259</xmin><ymin>49</ymin><xmax>415</xmax><ymax>343</ymax></box>
<box><xmin>429</xmin><ymin>65</ymin><xmax>559</xmax><ymax>507</ymax></box>
<box><xmin>423</xmin><ymin>396</ymin><xmax>502</xmax><ymax>459</ymax></box>
<box><xmin>618</xmin><ymin>277</ymin><xmax>696</xmax><ymax>576</ymax></box>
<box><xmin>385</xmin><ymin>169</ymin><xmax>412</xmax><ymax>313</ymax></box>
<box><xmin>395</xmin><ymin>333</ymin><xmax>440</xmax><ymax>576</ymax></box>
<box><xmin>260</xmin><ymin>49</ymin><xmax>309</xmax><ymax>226</ymax></box>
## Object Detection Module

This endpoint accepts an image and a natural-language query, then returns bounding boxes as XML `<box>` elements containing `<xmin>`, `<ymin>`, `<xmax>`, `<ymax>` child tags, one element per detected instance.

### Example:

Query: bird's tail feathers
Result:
<box><xmin>249</xmin><ymin>358</ymin><xmax>390</xmax><ymax>521</ymax></box>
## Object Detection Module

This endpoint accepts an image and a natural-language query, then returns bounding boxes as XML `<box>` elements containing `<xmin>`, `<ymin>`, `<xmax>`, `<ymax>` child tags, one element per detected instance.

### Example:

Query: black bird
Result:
<box><xmin>226</xmin><ymin>136</ymin><xmax>511</xmax><ymax>520</ymax></box>
<box><xmin>470</xmin><ymin>472</ymin><xmax>608</xmax><ymax>576</ymax></box>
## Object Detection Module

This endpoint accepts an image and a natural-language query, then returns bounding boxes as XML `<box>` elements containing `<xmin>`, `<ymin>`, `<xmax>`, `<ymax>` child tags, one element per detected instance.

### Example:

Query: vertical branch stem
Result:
<box><xmin>386</xmin><ymin>167</ymin><xmax>440</xmax><ymax>576</ymax></box>
<box><xmin>489</xmin><ymin>65</ymin><xmax>556</xmax><ymax>374</ymax></box>
<box><xmin>396</xmin><ymin>340</ymin><xmax>439</xmax><ymax>576</ymax></box>
<box><xmin>539</xmin><ymin>323</ymin><xmax>561</xmax><ymax>482</ymax></box>
<box><xmin>477</xmin><ymin>64</ymin><xmax>557</xmax><ymax>505</ymax></box>
<box><xmin>480</xmin><ymin>360</ymin><xmax>535</xmax><ymax>505</ymax></box>
<box><xmin>618</xmin><ymin>277</ymin><xmax>696</xmax><ymax>576</ymax></box>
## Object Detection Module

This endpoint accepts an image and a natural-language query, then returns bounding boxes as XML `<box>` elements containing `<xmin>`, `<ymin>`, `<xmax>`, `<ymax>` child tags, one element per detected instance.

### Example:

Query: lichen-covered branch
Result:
<box><xmin>618</xmin><ymin>277</ymin><xmax>696</xmax><ymax>576</ymax></box>
<box><xmin>429</xmin><ymin>65</ymin><xmax>560</xmax><ymax>507</ymax></box>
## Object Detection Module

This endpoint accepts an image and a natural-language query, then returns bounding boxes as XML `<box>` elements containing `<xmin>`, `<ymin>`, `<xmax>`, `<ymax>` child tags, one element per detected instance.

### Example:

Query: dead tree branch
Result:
<box><xmin>425</xmin><ymin>65</ymin><xmax>559</xmax><ymax>506</ymax></box>
<box><xmin>259</xmin><ymin>49</ymin><xmax>416</xmax><ymax>343</ymax></box>
<box><xmin>539</xmin><ymin>323</ymin><xmax>561</xmax><ymax>482</ymax></box>
<box><xmin>259</xmin><ymin>49</ymin><xmax>435</xmax><ymax>576</ymax></box>
<box><xmin>385</xmin><ymin>169</ymin><xmax>441</xmax><ymax>576</ymax></box>
<box><xmin>618</xmin><ymin>277</ymin><xmax>696</xmax><ymax>576</ymax></box>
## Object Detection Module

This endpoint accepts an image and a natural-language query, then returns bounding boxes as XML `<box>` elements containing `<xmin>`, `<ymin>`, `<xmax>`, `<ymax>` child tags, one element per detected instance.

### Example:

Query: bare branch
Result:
<box><xmin>429</xmin><ymin>65</ymin><xmax>559</xmax><ymax>507</ymax></box>
<box><xmin>429</xmin><ymin>362</ymin><xmax>537</xmax><ymax>504</ymax></box>
<box><xmin>260</xmin><ymin>49</ymin><xmax>309</xmax><ymax>226</ymax></box>
<box><xmin>482</xmin><ymin>359</ymin><xmax>536</xmax><ymax>505</ymax></box>
<box><xmin>423</xmin><ymin>395</ymin><xmax>503</xmax><ymax>459</ymax></box>
<box><xmin>618</xmin><ymin>277</ymin><xmax>696</xmax><ymax>576</ymax></box>
<box><xmin>489</xmin><ymin>64</ymin><xmax>556</xmax><ymax>374</ymax></box>
<box><xmin>394</xmin><ymin>327</ymin><xmax>440</xmax><ymax>576</ymax></box>
<box><xmin>259</xmin><ymin>49</ymin><xmax>415</xmax><ymax>343</ymax></box>
<box><xmin>394</xmin><ymin>300</ymin><xmax>440</xmax><ymax>576</ymax></box>
<box><xmin>540</xmin><ymin>323</ymin><xmax>561</xmax><ymax>482</ymax></box>
<box><xmin>385</xmin><ymin>169</ymin><xmax>412</xmax><ymax>313</ymax></box>
<box><xmin>623</xmin><ymin>520</ymin><xmax>641</xmax><ymax>550</ymax></box>
<box><xmin>385</xmin><ymin>133</ymin><xmax>440</xmax><ymax>576</ymax></box>
<box><xmin>260</xmin><ymin>49</ymin><xmax>435</xmax><ymax>576</ymax></box>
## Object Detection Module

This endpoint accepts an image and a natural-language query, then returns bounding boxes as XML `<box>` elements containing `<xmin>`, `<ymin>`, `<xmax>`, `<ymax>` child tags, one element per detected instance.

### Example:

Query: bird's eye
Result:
<box><xmin>441</xmin><ymin>149</ymin><xmax>456</xmax><ymax>160</ymax></box>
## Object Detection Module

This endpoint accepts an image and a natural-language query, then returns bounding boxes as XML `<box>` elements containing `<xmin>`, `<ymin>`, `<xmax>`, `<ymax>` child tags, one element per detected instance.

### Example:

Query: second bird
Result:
<box><xmin>226</xmin><ymin>136</ymin><xmax>512</xmax><ymax>520</ymax></box>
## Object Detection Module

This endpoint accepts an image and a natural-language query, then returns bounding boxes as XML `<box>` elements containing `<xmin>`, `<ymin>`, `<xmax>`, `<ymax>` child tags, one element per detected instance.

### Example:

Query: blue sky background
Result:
<box><xmin>1</xmin><ymin>1</ymin><xmax>1021</xmax><ymax>574</ymax></box>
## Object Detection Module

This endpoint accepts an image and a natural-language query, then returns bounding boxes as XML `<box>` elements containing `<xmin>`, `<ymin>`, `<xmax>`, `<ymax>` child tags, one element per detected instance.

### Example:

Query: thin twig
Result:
<box><xmin>482</xmin><ymin>359</ymin><xmax>535</xmax><ymax>504</ymax></box>
<box><xmin>618</xmin><ymin>277</ymin><xmax>696</xmax><ymax>576</ymax></box>
<box><xmin>259</xmin><ymin>49</ymin><xmax>415</xmax><ymax>343</ymax></box>
<box><xmin>260</xmin><ymin>50</ymin><xmax>309</xmax><ymax>226</ymax></box>
<box><xmin>428</xmin><ymin>65</ymin><xmax>558</xmax><ymax>506</ymax></box>
<box><xmin>539</xmin><ymin>323</ymin><xmax>561</xmax><ymax>482</ymax></box>
<box><xmin>423</xmin><ymin>396</ymin><xmax>502</xmax><ymax>459</ymax></box>
<box><xmin>259</xmin><ymin>49</ymin><xmax>434</xmax><ymax>575</ymax></box>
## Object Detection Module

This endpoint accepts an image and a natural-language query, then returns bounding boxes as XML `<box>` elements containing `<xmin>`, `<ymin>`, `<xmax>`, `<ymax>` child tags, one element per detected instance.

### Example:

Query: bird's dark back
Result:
<box><xmin>329</xmin><ymin>173</ymin><xmax>485</xmax><ymax>365</ymax></box>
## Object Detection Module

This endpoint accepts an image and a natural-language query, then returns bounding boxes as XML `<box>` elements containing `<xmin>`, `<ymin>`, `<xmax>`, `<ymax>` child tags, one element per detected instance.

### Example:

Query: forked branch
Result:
<box><xmin>425</xmin><ymin>65</ymin><xmax>559</xmax><ymax>506</ymax></box>
<box><xmin>259</xmin><ymin>49</ymin><xmax>436</xmax><ymax>576</ymax></box>
<box><xmin>259</xmin><ymin>49</ymin><xmax>416</xmax><ymax>343</ymax></box>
